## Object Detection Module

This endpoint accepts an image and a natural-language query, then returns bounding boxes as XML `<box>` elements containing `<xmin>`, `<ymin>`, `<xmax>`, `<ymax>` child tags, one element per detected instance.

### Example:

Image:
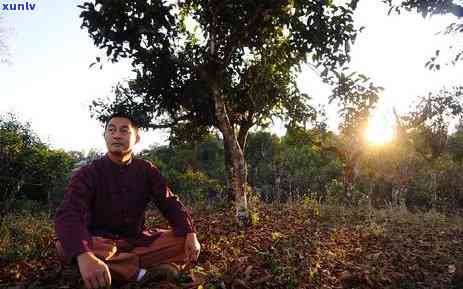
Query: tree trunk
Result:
<box><xmin>343</xmin><ymin>137</ymin><xmax>362</xmax><ymax>206</ymax></box>
<box><xmin>430</xmin><ymin>170</ymin><xmax>438</xmax><ymax>208</ymax></box>
<box><xmin>207</xmin><ymin>19</ymin><xmax>250</xmax><ymax>225</ymax></box>
<box><xmin>343</xmin><ymin>160</ymin><xmax>355</xmax><ymax>206</ymax></box>
<box><xmin>237</xmin><ymin>124</ymin><xmax>249</xmax><ymax>152</ymax></box>
<box><xmin>223</xmin><ymin>140</ymin><xmax>234</xmax><ymax>202</ymax></box>
<box><xmin>191</xmin><ymin>140</ymin><xmax>199</xmax><ymax>171</ymax></box>
<box><xmin>368</xmin><ymin>181</ymin><xmax>373</xmax><ymax>209</ymax></box>
<box><xmin>0</xmin><ymin>177</ymin><xmax>22</xmax><ymax>229</ymax></box>
<box><xmin>222</xmin><ymin>127</ymin><xmax>250</xmax><ymax>203</ymax></box>
<box><xmin>274</xmin><ymin>175</ymin><xmax>281</xmax><ymax>202</ymax></box>
<box><xmin>213</xmin><ymin>92</ymin><xmax>250</xmax><ymax>226</ymax></box>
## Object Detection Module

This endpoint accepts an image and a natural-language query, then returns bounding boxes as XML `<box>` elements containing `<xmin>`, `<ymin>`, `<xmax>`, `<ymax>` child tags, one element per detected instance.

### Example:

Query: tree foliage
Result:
<box><xmin>0</xmin><ymin>113</ymin><xmax>74</xmax><ymax>220</ymax></box>
<box><xmin>383</xmin><ymin>0</ymin><xmax>463</xmax><ymax>17</ymax></box>
<box><xmin>78</xmin><ymin>0</ymin><xmax>361</xmax><ymax>222</ymax></box>
<box><xmin>395</xmin><ymin>86</ymin><xmax>463</xmax><ymax>162</ymax></box>
<box><xmin>383</xmin><ymin>0</ymin><xmax>463</xmax><ymax>69</ymax></box>
<box><xmin>326</xmin><ymin>71</ymin><xmax>383</xmax><ymax>205</ymax></box>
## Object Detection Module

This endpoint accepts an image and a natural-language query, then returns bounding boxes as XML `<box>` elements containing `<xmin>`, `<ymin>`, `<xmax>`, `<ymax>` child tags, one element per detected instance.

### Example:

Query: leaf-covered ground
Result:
<box><xmin>2</xmin><ymin>203</ymin><xmax>463</xmax><ymax>289</ymax></box>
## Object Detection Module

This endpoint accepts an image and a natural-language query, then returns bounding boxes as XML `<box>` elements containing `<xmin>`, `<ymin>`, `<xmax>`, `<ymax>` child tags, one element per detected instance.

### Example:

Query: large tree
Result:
<box><xmin>394</xmin><ymin>86</ymin><xmax>463</xmax><ymax>162</ymax></box>
<box><xmin>79</xmin><ymin>0</ymin><xmax>360</xmax><ymax>224</ymax></box>
<box><xmin>390</xmin><ymin>86</ymin><xmax>463</xmax><ymax>207</ymax></box>
<box><xmin>384</xmin><ymin>0</ymin><xmax>463</xmax><ymax>17</ymax></box>
<box><xmin>327</xmin><ymin>71</ymin><xmax>382</xmax><ymax>205</ymax></box>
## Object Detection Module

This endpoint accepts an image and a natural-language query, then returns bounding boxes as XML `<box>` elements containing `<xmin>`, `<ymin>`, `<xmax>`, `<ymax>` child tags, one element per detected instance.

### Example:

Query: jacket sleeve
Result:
<box><xmin>147</xmin><ymin>162</ymin><xmax>196</xmax><ymax>236</ymax></box>
<box><xmin>54</xmin><ymin>167</ymin><xmax>94</xmax><ymax>263</ymax></box>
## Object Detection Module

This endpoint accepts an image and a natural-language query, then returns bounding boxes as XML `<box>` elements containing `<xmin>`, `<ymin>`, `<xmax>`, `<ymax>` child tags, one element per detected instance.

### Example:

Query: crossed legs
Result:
<box><xmin>55</xmin><ymin>229</ymin><xmax>187</xmax><ymax>282</ymax></box>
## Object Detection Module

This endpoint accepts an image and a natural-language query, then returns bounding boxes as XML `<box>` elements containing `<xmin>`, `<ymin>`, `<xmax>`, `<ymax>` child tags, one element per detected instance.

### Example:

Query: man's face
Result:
<box><xmin>104</xmin><ymin>117</ymin><xmax>140</xmax><ymax>155</ymax></box>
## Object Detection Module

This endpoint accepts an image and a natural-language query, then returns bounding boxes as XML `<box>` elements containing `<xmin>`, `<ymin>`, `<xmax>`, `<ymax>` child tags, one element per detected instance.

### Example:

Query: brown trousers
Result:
<box><xmin>55</xmin><ymin>229</ymin><xmax>187</xmax><ymax>281</ymax></box>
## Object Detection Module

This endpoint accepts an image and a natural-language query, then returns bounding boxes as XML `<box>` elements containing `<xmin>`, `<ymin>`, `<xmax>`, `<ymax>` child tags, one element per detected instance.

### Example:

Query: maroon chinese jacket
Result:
<box><xmin>54</xmin><ymin>154</ymin><xmax>196</xmax><ymax>263</ymax></box>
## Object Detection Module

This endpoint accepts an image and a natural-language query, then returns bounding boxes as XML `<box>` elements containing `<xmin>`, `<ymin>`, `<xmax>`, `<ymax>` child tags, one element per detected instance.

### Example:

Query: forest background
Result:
<box><xmin>2</xmin><ymin>0</ymin><xmax>463</xmax><ymax>288</ymax></box>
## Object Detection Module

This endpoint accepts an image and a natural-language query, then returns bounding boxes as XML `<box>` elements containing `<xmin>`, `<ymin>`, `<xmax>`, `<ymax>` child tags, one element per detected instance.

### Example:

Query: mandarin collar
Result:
<box><xmin>103</xmin><ymin>153</ymin><xmax>134</xmax><ymax>169</ymax></box>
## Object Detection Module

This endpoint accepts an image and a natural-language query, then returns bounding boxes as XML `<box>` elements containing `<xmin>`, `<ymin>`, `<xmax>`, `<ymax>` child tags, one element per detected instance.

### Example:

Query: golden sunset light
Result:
<box><xmin>3</xmin><ymin>1</ymin><xmax>463</xmax><ymax>287</ymax></box>
<box><xmin>365</xmin><ymin>114</ymin><xmax>395</xmax><ymax>145</ymax></box>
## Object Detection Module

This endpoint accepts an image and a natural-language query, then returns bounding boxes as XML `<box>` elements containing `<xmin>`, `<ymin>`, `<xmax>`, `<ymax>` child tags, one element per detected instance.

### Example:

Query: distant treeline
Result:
<box><xmin>3</xmin><ymin>112</ymin><xmax>463</xmax><ymax>214</ymax></box>
<box><xmin>137</xmin><ymin>125</ymin><xmax>463</xmax><ymax>212</ymax></box>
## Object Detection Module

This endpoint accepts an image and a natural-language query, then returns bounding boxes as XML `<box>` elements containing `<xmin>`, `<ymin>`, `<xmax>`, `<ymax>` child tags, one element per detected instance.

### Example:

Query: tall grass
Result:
<box><xmin>0</xmin><ymin>200</ymin><xmax>54</xmax><ymax>262</ymax></box>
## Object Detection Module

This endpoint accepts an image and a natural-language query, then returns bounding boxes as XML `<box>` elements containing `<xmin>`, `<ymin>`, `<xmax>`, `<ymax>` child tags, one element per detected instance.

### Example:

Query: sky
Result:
<box><xmin>0</xmin><ymin>0</ymin><xmax>462</xmax><ymax>153</ymax></box>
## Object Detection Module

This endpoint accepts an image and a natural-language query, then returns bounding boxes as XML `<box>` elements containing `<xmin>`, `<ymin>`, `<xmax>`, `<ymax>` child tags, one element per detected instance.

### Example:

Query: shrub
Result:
<box><xmin>0</xmin><ymin>113</ymin><xmax>73</xmax><ymax>215</ymax></box>
<box><xmin>175</xmin><ymin>170</ymin><xmax>224</xmax><ymax>203</ymax></box>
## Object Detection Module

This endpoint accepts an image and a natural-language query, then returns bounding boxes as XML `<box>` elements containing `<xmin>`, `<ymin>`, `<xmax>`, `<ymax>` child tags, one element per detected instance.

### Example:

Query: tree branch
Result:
<box><xmin>222</xmin><ymin>6</ymin><xmax>271</xmax><ymax>66</ymax></box>
<box><xmin>237</xmin><ymin>116</ymin><xmax>253</xmax><ymax>151</ymax></box>
<box><xmin>450</xmin><ymin>3</ymin><xmax>463</xmax><ymax>17</ymax></box>
<box><xmin>143</xmin><ymin>112</ymin><xmax>193</xmax><ymax>130</ymax></box>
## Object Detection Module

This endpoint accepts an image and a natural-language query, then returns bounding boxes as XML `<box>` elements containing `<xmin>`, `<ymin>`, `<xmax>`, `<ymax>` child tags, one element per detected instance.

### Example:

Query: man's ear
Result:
<box><xmin>135</xmin><ymin>130</ymin><xmax>141</xmax><ymax>144</ymax></box>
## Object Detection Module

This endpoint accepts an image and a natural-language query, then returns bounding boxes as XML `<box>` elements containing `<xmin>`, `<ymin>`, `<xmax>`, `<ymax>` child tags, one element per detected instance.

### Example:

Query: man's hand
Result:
<box><xmin>77</xmin><ymin>252</ymin><xmax>111</xmax><ymax>289</ymax></box>
<box><xmin>184</xmin><ymin>233</ymin><xmax>200</xmax><ymax>264</ymax></box>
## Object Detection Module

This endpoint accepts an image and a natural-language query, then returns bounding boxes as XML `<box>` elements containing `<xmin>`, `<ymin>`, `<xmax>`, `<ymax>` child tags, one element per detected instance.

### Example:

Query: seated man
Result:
<box><xmin>54</xmin><ymin>113</ymin><xmax>200</xmax><ymax>289</ymax></box>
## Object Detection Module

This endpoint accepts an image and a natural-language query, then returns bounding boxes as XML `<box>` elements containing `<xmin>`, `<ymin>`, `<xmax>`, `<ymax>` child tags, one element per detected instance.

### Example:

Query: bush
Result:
<box><xmin>0</xmin><ymin>113</ymin><xmax>74</xmax><ymax>214</ymax></box>
<box><xmin>175</xmin><ymin>170</ymin><xmax>224</xmax><ymax>203</ymax></box>
<box><xmin>324</xmin><ymin>179</ymin><xmax>345</xmax><ymax>205</ymax></box>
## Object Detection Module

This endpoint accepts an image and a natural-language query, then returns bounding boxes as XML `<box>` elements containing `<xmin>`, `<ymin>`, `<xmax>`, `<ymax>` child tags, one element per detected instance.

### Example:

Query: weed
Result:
<box><xmin>0</xmin><ymin>211</ymin><xmax>53</xmax><ymax>262</ymax></box>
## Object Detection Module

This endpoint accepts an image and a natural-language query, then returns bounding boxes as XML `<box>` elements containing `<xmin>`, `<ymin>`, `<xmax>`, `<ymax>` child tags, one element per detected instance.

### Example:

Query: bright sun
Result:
<box><xmin>365</xmin><ymin>115</ymin><xmax>395</xmax><ymax>145</ymax></box>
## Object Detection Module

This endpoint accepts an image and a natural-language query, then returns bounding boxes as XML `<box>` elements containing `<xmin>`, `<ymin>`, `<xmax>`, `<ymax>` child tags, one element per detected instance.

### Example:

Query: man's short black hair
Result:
<box><xmin>105</xmin><ymin>112</ymin><xmax>141</xmax><ymax>130</ymax></box>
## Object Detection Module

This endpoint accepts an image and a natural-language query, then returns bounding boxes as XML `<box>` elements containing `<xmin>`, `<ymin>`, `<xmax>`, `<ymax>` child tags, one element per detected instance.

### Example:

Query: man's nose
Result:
<box><xmin>112</xmin><ymin>131</ymin><xmax>122</xmax><ymax>138</ymax></box>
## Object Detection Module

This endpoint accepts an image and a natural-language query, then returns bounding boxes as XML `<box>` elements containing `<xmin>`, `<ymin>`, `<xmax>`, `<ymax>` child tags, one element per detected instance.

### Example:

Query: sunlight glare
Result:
<box><xmin>365</xmin><ymin>114</ymin><xmax>394</xmax><ymax>145</ymax></box>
